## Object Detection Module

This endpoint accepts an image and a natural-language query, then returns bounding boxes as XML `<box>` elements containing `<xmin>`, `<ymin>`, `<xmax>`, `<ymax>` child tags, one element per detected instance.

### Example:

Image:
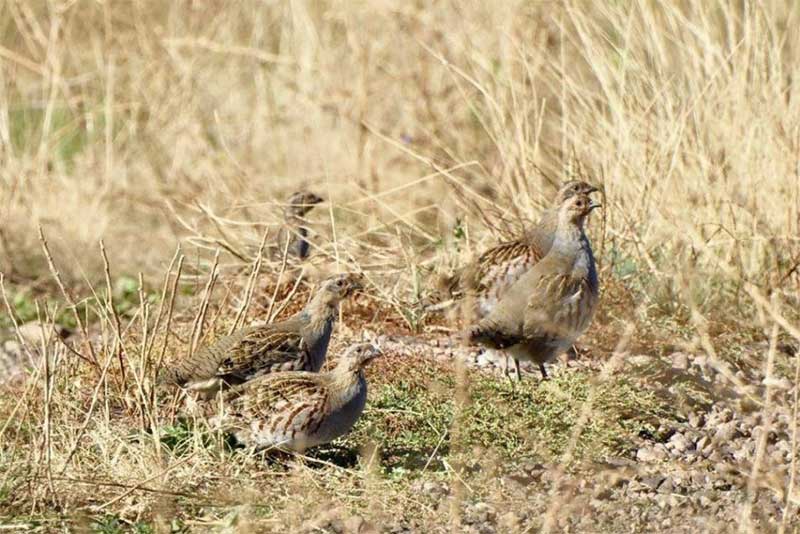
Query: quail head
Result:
<box><xmin>285</xmin><ymin>190</ymin><xmax>324</xmax><ymax>218</ymax></box>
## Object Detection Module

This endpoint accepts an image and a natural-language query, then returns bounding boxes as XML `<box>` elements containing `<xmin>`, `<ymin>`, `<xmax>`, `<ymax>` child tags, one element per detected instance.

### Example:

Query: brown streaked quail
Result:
<box><xmin>216</xmin><ymin>342</ymin><xmax>381</xmax><ymax>452</ymax></box>
<box><xmin>158</xmin><ymin>273</ymin><xmax>363</xmax><ymax>396</ymax></box>
<box><xmin>466</xmin><ymin>193</ymin><xmax>600</xmax><ymax>380</ymax></box>
<box><xmin>444</xmin><ymin>180</ymin><xmax>599</xmax><ymax>320</ymax></box>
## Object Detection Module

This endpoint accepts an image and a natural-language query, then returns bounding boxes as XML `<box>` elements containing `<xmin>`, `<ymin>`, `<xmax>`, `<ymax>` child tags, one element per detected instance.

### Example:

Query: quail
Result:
<box><xmin>158</xmin><ymin>273</ymin><xmax>363</xmax><ymax>396</ymax></box>
<box><xmin>466</xmin><ymin>193</ymin><xmax>600</xmax><ymax>380</ymax></box>
<box><xmin>215</xmin><ymin>342</ymin><xmax>381</xmax><ymax>452</ymax></box>
<box><xmin>275</xmin><ymin>191</ymin><xmax>323</xmax><ymax>260</ymax></box>
<box><xmin>443</xmin><ymin>180</ymin><xmax>598</xmax><ymax>320</ymax></box>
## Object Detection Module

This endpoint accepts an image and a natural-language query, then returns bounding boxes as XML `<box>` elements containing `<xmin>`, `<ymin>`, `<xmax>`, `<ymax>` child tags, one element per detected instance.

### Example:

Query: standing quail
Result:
<box><xmin>466</xmin><ymin>193</ymin><xmax>600</xmax><ymax>380</ymax></box>
<box><xmin>158</xmin><ymin>273</ymin><xmax>363</xmax><ymax>396</ymax></box>
<box><xmin>276</xmin><ymin>191</ymin><xmax>323</xmax><ymax>260</ymax></box>
<box><xmin>216</xmin><ymin>342</ymin><xmax>381</xmax><ymax>452</ymax></box>
<box><xmin>443</xmin><ymin>180</ymin><xmax>598</xmax><ymax>320</ymax></box>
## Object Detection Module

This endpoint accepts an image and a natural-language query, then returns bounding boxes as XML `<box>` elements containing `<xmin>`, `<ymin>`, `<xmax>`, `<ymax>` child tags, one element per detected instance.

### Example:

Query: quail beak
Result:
<box><xmin>585</xmin><ymin>184</ymin><xmax>600</xmax><ymax>195</ymax></box>
<box><xmin>363</xmin><ymin>344</ymin><xmax>383</xmax><ymax>363</ymax></box>
<box><xmin>309</xmin><ymin>194</ymin><xmax>324</xmax><ymax>205</ymax></box>
<box><xmin>588</xmin><ymin>199</ymin><xmax>602</xmax><ymax>211</ymax></box>
<box><xmin>348</xmin><ymin>274</ymin><xmax>366</xmax><ymax>294</ymax></box>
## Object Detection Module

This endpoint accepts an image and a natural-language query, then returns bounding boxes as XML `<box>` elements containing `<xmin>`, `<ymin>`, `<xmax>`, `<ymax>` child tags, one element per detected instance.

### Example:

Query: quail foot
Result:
<box><xmin>466</xmin><ymin>193</ymin><xmax>600</xmax><ymax>380</ymax></box>
<box><xmin>215</xmin><ymin>342</ymin><xmax>382</xmax><ymax>452</ymax></box>
<box><xmin>158</xmin><ymin>273</ymin><xmax>363</xmax><ymax>396</ymax></box>
<box><xmin>275</xmin><ymin>190</ymin><xmax>324</xmax><ymax>260</ymax></box>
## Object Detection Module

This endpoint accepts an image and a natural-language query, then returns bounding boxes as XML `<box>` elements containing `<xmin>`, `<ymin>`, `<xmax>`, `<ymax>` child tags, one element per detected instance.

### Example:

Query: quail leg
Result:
<box><xmin>539</xmin><ymin>363</ymin><xmax>549</xmax><ymax>380</ymax></box>
<box><xmin>503</xmin><ymin>353</ymin><xmax>513</xmax><ymax>382</ymax></box>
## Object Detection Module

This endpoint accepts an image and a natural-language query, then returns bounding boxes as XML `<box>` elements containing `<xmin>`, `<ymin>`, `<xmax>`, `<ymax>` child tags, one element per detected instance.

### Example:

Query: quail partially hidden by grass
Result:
<box><xmin>158</xmin><ymin>273</ymin><xmax>363</xmax><ymax>396</ymax></box>
<box><xmin>215</xmin><ymin>342</ymin><xmax>381</xmax><ymax>452</ymax></box>
<box><xmin>466</xmin><ymin>193</ymin><xmax>600</xmax><ymax>380</ymax></box>
<box><xmin>276</xmin><ymin>190</ymin><xmax>324</xmax><ymax>260</ymax></box>
<box><xmin>441</xmin><ymin>180</ymin><xmax>599</xmax><ymax>319</ymax></box>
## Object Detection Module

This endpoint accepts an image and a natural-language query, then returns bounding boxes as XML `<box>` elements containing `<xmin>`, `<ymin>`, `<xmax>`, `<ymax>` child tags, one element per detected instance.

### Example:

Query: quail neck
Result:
<box><xmin>326</xmin><ymin>349</ymin><xmax>370</xmax><ymax>408</ymax></box>
<box><xmin>322</xmin><ymin>342</ymin><xmax>378</xmax><ymax>415</ymax></box>
<box><xmin>551</xmin><ymin>206</ymin><xmax>588</xmax><ymax>254</ymax></box>
<box><xmin>297</xmin><ymin>273</ymin><xmax>363</xmax><ymax>370</ymax></box>
<box><xmin>298</xmin><ymin>296</ymin><xmax>338</xmax><ymax>371</ymax></box>
<box><xmin>549</xmin><ymin>197</ymin><xmax>597</xmax><ymax>284</ymax></box>
<box><xmin>280</xmin><ymin>191</ymin><xmax>323</xmax><ymax>259</ymax></box>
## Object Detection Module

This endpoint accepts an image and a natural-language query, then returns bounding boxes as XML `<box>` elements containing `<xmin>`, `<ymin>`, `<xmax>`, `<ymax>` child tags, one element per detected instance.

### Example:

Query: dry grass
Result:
<box><xmin>1</xmin><ymin>1</ymin><xmax>800</xmax><ymax>532</ymax></box>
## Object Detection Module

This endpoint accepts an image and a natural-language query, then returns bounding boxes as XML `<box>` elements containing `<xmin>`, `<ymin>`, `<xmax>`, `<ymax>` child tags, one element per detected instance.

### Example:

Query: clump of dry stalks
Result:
<box><xmin>1</xmin><ymin>0</ymin><xmax>800</xmax><ymax>531</ymax></box>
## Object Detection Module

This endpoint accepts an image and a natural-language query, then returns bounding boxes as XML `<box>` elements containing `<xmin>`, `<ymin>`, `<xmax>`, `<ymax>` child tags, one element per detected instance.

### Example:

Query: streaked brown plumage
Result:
<box><xmin>157</xmin><ymin>273</ymin><xmax>363</xmax><ymax>395</ymax></box>
<box><xmin>215</xmin><ymin>342</ymin><xmax>381</xmax><ymax>452</ymax></box>
<box><xmin>275</xmin><ymin>190</ymin><xmax>323</xmax><ymax>260</ymax></box>
<box><xmin>445</xmin><ymin>180</ymin><xmax>598</xmax><ymax>320</ymax></box>
<box><xmin>466</xmin><ymin>193</ymin><xmax>600</xmax><ymax>380</ymax></box>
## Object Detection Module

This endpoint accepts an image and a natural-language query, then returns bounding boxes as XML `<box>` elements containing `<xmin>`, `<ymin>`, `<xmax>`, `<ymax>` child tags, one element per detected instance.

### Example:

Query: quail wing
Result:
<box><xmin>215</xmin><ymin>318</ymin><xmax>310</xmax><ymax>381</ymax></box>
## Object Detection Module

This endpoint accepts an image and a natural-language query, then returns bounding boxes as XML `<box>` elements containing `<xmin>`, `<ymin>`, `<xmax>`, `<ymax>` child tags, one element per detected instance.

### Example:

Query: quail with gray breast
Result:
<box><xmin>438</xmin><ymin>180</ymin><xmax>598</xmax><ymax>378</ymax></box>
<box><xmin>158</xmin><ymin>273</ymin><xmax>363</xmax><ymax>396</ymax></box>
<box><xmin>466</xmin><ymin>193</ymin><xmax>600</xmax><ymax>380</ymax></box>
<box><xmin>215</xmin><ymin>342</ymin><xmax>381</xmax><ymax>452</ymax></box>
<box><xmin>442</xmin><ymin>180</ymin><xmax>599</xmax><ymax>320</ymax></box>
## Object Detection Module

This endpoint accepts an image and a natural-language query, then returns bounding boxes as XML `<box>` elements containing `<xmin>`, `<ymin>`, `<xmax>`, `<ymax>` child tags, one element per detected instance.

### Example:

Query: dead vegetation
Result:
<box><xmin>1</xmin><ymin>1</ymin><xmax>800</xmax><ymax>532</ymax></box>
